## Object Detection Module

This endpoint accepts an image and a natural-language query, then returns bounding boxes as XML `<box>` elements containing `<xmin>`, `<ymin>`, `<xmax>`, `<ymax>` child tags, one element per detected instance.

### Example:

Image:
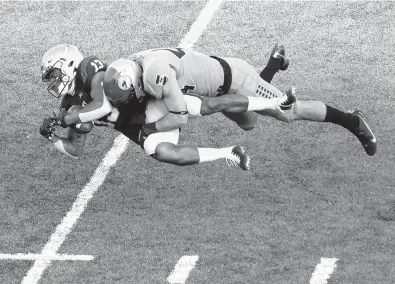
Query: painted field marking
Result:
<box><xmin>178</xmin><ymin>0</ymin><xmax>223</xmax><ymax>48</ymax></box>
<box><xmin>167</xmin><ymin>255</ymin><xmax>199</xmax><ymax>284</ymax></box>
<box><xmin>0</xmin><ymin>253</ymin><xmax>93</xmax><ymax>261</ymax></box>
<box><xmin>20</xmin><ymin>135</ymin><xmax>130</xmax><ymax>284</ymax></box>
<box><xmin>310</xmin><ymin>257</ymin><xmax>339</xmax><ymax>284</ymax></box>
<box><xmin>14</xmin><ymin>0</ymin><xmax>223</xmax><ymax>283</ymax></box>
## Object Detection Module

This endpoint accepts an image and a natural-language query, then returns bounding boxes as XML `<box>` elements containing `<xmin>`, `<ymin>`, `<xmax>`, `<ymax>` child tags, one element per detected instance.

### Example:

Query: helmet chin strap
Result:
<box><xmin>68</xmin><ymin>80</ymin><xmax>76</xmax><ymax>95</ymax></box>
<box><xmin>65</xmin><ymin>70</ymin><xmax>77</xmax><ymax>95</ymax></box>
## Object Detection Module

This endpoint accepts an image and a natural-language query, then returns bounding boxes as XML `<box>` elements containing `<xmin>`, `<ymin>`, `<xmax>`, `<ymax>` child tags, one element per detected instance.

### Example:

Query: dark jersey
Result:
<box><xmin>59</xmin><ymin>56</ymin><xmax>107</xmax><ymax>111</ymax></box>
<box><xmin>114</xmin><ymin>97</ymin><xmax>147</xmax><ymax>145</ymax></box>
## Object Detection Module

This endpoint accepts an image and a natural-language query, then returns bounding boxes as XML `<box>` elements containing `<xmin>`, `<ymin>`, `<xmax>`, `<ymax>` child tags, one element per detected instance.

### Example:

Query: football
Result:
<box><xmin>68</xmin><ymin>105</ymin><xmax>94</xmax><ymax>133</ymax></box>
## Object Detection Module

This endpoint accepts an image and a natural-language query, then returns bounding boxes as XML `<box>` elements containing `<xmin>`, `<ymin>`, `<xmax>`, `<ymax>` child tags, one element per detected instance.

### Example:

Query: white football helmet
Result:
<box><xmin>103</xmin><ymin>58</ymin><xmax>145</xmax><ymax>107</ymax></box>
<box><xmin>40</xmin><ymin>44</ymin><xmax>84</xmax><ymax>97</ymax></box>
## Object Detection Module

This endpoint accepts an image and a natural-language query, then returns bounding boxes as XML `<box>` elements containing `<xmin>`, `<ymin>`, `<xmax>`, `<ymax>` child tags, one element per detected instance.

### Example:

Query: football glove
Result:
<box><xmin>39</xmin><ymin>118</ymin><xmax>56</xmax><ymax>140</ymax></box>
<box><xmin>48</xmin><ymin>110</ymin><xmax>68</xmax><ymax>128</ymax></box>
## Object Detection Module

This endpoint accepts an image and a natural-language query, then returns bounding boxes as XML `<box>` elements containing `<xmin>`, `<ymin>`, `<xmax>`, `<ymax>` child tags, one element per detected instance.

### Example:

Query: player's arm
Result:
<box><xmin>144</xmin><ymin>69</ymin><xmax>188</xmax><ymax>134</ymax></box>
<box><xmin>49</xmin><ymin>130</ymin><xmax>88</xmax><ymax>159</ymax></box>
<box><xmin>40</xmin><ymin>105</ymin><xmax>94</xmax><ymax>158</ymax></box>
<box><xmin>62</xmin><ymin>72</ymin><xmax>112</xmax><ymax>125</ymax></box>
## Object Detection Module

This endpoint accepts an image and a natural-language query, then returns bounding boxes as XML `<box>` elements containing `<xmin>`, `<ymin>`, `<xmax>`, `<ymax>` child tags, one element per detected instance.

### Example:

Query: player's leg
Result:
<box><xmin>49</xmin><ymin>128</ymin><xmax>88</xmax><ymax>158</ymax></box>
<box><xmin>218</xmin><ymin>46</ymin><xmax>290</xmax><ymax>130</ymax></box>
<box><xmin>222</xmin><ymin>56</ymin><xmax>294</xmax><ymax>125</ymax></box>
<box><xmin>185</xmin><ymin>94</ymin><xmax>282</xmax><ymax>117</ymax></box>
<box><xmin>295</xmin><ymin>101</ymin><xmax>376</xmax><ymax>155</ymax></box>
<box><xmin>143</xmin><ymin>130</ymin><xmax>250</xmax><ymax>170</ymax></box>
<box><xmin>256</xmin><ymin>46</ymin><xmax>376</xmax><ymax>155</ymax></box>
<box><xmin>260</xmin><ymin>44</ymin><xmax>289</xmax><ymax>83</ymax></box>
<box><xmin>182</xmin><ymin>45</ymin><xmax>290</xmax><ymax>123</ymax></box>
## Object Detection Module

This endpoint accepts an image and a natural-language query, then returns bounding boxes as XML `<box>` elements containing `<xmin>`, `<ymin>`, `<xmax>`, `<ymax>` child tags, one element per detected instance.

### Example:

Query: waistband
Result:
<box><xmin>210</xmin><ymin>56</ymin><xmax>232</xmax><ymax>95</ymax></box>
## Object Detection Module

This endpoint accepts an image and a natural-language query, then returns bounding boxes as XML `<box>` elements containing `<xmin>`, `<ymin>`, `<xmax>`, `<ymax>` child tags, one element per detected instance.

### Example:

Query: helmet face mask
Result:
<box><xmin>41</xmin><ymin>61</ymin><xmax>73</xmax><ymax>98</ymax></box>
<box><xmin>40</xmin><ymin>44</ymin><xmax>83</xmax><ymax>98</ymax></box>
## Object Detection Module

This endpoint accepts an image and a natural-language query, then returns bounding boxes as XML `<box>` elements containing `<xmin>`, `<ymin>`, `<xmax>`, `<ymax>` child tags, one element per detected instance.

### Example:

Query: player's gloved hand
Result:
<box><xmin>48</xmin><ymin>110</ymin><xmax>68</xmax><ymax>128</ymax></box>
<box><xmin>137</xmin><ymin>123</ymin><xmax>158</xmax><ymax>147</ymax></box>
<box><xmin>39</xmin><ymin>118</ymin><xmax>55</xmax><ymax>140</ymax></box>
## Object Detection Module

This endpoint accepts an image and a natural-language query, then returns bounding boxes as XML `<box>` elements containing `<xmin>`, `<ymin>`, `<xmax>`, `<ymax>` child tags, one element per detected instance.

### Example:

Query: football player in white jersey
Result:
<box><xmin>101</xmin><ymin>46</ymin><xmax>297</xmax><ymax>168</ymax></box>
<box><xmin>103</xmin><ymin>46</ymin><xmax>377</xmax><ymax>157</ymax></box>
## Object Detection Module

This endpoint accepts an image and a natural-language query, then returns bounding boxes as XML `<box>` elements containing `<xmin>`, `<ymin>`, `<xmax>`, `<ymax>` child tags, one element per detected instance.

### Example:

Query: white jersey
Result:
<box><xmin>130</xmin><ymin>48</ymin><xmax>225</xmax><ymax>98</ymax></box>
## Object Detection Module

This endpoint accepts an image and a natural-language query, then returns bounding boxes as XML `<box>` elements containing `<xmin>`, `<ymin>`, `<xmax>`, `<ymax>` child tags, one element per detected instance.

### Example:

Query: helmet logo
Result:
<box><xmin>118</xmin><ymin>75</ymin><xmax>133</xmax><ymax>90</ymax></box>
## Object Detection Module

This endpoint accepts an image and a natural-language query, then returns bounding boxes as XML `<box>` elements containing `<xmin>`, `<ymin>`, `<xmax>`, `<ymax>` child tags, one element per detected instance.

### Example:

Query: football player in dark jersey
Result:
<box><xmin>39</xmin><ymin>44</ymin><xmax>113</xmax><ymax>158</ymax></box>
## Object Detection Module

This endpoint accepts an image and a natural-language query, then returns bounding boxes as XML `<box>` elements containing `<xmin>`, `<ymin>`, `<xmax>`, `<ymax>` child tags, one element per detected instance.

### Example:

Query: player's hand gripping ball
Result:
<box><xmin>39</xmin><ymin>118</ymin><xmax>55</xmax><ymax>139</ymax></box>
<box><xmin>68</xmin><ymin>105</ymin><xmax>94</xmax><ymax>133</ymax></box>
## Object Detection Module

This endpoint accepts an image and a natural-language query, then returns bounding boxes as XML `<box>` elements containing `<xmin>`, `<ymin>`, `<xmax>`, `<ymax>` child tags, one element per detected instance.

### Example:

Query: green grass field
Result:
<box><xmin>1</xmin><ymin>1</ymin><xmax>394</xmax><ymax>284</ymax></box>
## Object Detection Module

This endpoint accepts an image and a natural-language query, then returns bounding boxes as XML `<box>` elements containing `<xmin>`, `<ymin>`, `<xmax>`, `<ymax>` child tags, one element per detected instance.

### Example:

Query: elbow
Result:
<box><xmin>178</xmin><ymin>114</ymin><xmax>188</xmax><ymax>126</ymax></box>
<box><xmin>102</xmin><ymin>101</ymin><xmax>113</xmax><ymax>115</ymax></box>
<box><xmin>70</xmin><ymin>148</ymin><xmax>83</xmax><ymax>158</ymax></box>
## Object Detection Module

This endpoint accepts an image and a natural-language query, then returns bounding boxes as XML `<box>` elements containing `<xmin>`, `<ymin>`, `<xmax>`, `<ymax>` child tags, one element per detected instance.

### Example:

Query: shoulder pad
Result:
<box><xmin>78</xmin><ymin>56</ymin><xmax>107</xmax><ymax>85</ymax></box>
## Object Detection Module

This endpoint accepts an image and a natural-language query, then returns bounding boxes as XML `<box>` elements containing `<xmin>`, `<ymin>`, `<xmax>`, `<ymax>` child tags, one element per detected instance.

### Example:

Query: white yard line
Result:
<box><xmin>0</xmin><ymin>253</ymin><xmax>93</xmax><ymax>261</ymax></box>
<box><xmin>21</xmin><ymin>135</ymin><xmax>129</xmax><ymax>284</ymax></box>
<box><xmin>20</xmin><ymin>1</ymin><xmax>222</xmax><ymax>283</ymax></box>
<box><xmin>178</xmin><ymin>0</ymin><xmax>223</xmax><ymax>48</ymax></box>
<box><xmin>167</xmin><ymin>255</ymin><xmax>200</xmax><ymax>284</ymax></box>
<box><xmin>310</xmin><ymin>257</ymin><xmax>339</xmax><ymax>284</ymax></box>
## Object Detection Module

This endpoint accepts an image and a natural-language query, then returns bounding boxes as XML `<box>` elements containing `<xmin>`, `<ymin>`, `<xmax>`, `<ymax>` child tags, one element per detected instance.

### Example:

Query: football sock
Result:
<box><xmin>323</xmin><ymin>105</ymin><xmax>359</xmax><ymax>132</ymax></box>
<box><xmin>260</xmin><ymin>58</ymin><xmax>281</xmax><ymax>83</ymax></box>
<box><xmin>247</xmin><ymin>96</ymin><xmax>276</xmax><ymax>111</ymax></box>
<box><xmin>197</xmin><ymin>147</ymin><xmax>233</xmax><ymax>163</ymax></box>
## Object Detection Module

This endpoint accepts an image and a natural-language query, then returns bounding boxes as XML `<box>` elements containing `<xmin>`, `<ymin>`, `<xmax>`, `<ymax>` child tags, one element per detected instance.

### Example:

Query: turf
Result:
<box><xmin>0</xmin><ymin>1</ymin><xmax>394</xmax><ymax>284</ymax></box>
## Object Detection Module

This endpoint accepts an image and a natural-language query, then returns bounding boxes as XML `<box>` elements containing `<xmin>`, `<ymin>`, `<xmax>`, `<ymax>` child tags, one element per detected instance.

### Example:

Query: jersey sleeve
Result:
<box><xmin>141</xmin><ymin>58</ymin><xmax>170</xmax><ymax>99</ymax></box>
<box><xmin>142</xmin><ymin>51</ymin><xmax>181</xmax><ymax>99</ymax></box>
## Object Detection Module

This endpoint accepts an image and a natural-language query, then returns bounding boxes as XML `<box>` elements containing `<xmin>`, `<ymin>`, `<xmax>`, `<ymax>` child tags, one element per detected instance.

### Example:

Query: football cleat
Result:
<box><xmin>271</xmin><ymin>44</ymin><xmax>289</xmax><ymax>71</ymax></box>
<box><xmin>226</xmin><ymin>146</ymin><xmax>250</xmax><ymax>170</ymax></box>
<box><xmin>278</xmin><ymin>87</ymin><xmax>297</xmax><ymax>111</ymax></box>
<box><xmin>349</xmin><ymin>109</ymin><xmax>377</xmax><ymax>156</ymax></box>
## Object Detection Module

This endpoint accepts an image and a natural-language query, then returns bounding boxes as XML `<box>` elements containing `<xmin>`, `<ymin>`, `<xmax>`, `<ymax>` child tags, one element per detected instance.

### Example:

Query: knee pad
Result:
<box><xmin>143</xmin><ymin>129</ymin><xmax>180</xmax><ymax>155</ymax></box>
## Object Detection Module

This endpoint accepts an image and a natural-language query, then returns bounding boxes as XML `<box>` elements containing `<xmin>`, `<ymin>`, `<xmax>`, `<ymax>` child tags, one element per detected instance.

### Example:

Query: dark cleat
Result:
<box><xmin>271</xmin><ymin>44</ymin><xmax>290</xmax><ymax>71</ymax></box>
<box><xmin>349</xmin><ymin>109</ymin><xmax>377</xmax><ymax>156</ymax></box>
<box><xmin>226</xmin><ymin>146</ymin><xmax>251</xmax><ymax>170</ymax></box>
